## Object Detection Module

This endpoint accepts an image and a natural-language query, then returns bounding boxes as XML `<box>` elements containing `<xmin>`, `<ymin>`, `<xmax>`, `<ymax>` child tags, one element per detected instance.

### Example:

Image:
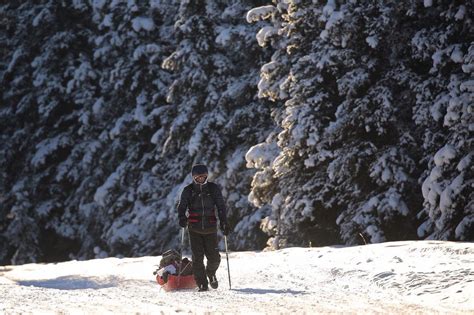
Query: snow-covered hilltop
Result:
<box><xmin>1</xmin><ymin>241</ymin><xmax>473</xmax><ymax>314</ymax></box>
<box><xmin>1</xmin><ymin>1</ymin><xmax>473</xmax><ymax>265</ymax></box>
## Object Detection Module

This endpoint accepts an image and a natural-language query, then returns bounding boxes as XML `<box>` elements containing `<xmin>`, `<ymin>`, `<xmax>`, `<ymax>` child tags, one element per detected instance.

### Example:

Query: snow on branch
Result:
<box><xmin>31</xmin><ymin>135</ymin><xmax>72</xmax><ymax>169</ymax></box>
<box><xmin>132</xmin><ymin>17</ymin><xmax>155</xmax><ymax>32</ymax></box>
<box><xmin>246</xmin><ymin>5</ymin><xmax>277</xmax><ymax>23</ymax></box>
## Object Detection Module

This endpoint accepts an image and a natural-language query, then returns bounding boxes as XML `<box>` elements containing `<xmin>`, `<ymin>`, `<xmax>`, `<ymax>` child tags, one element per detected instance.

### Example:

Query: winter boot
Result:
<box><xmin>208</xmin><ymin>273</ymin><xmax>218</xmax><ymax>289</ymax></box>
<box><xmin>197</xmin><ymin>283</ymin><xmax>209</xmax><ymax>292</ymax></box>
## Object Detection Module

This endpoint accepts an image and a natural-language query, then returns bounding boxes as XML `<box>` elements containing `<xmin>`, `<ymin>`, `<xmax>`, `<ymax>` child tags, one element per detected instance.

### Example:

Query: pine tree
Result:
<box><xmin>1</xmin><ymin>0</ymin><xmax>272</xmax><ymax>263</ymax></box>
<box><xmin>413</xmin><ymin>2</ymin><xmax>474</xmax><ymax>241</ymax></box>
<box><xmin>246</xmin><ymin>0</ymin><xmax>472</xmax><ymax>247</ymax></box>
<box><xmin>161</xmin><ymin>0</ymin><xmax>273</xmax><ymax>250</ymax></box>
<box><xmin>1</xmin><ymin>0</ymin><xmax>471</xmax><ymax>264</ymax></box>
<box><xmin>1</xmin><ymin>1</ymin><xmax>93</xmax><ymax>263</ymax></box>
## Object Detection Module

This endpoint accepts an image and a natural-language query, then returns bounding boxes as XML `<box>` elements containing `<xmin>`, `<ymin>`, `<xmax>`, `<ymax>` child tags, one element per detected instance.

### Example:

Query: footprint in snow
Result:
<box><xmin>374</xmin><ymin>271</ymin><xmax>396</xmax><ymax>280</ymax></box>
<box><xmin>392</xmin><ymin>256</ymin><xmax>403</xmax><ymax>263</ymax></box>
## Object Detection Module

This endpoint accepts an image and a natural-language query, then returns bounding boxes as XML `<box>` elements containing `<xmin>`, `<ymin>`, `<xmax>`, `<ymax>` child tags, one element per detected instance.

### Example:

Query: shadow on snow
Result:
<box><xmin>233</xmin><ymin>287</ymin><xmax>307</xmax><ymax>295</ymax></box>
<box><xmin>17</xmin><ymin>275</ymin><xmax>121</xmax><ymax>290</ymax></box>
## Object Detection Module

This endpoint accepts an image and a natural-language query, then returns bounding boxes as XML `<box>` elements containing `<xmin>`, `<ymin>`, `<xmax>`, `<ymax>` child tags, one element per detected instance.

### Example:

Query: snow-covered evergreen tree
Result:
<box><xmin>161</xmin><ymin>0</ymin><xmax>273</xmax><ymax>250</ymax></box>
<box><xmin>247</xmin><ymin>1</ymin><xmax>472</xmax><ymax>247</ymax></box>
<box><xmin>1</xmin><ymin>1</ymin><xmax>93</xmax><ymax>262</ymax></box>
<box><xmin>1</xmin><ymin>0</ymin><xmax>272</xmax><ymax>264</ymax></box>
<box><xmin>1</xmin><ymin>1</ymin><xmax>179</xmax><ymax>262</ymax></box>
<box><xmin>1</xmin><ymin>0</ymin><xmax>472</xmax><ymax>264</ymax></box>
<box><xmin>413</xmin><ymin>2</ymin><xmax>473</xmax><ymax>241</ymax></box>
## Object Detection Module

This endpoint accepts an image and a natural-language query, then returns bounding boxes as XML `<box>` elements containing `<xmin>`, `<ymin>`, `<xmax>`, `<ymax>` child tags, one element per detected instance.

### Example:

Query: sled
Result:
<box><xmin>154</xmin><ymin>248</ymin><xmax>196</xmax><ymax>291</ymax></box>
<box><xmin>156</xmin><ymin>273</ymin><xmax>197</xmax><ymax>291</ymax></box>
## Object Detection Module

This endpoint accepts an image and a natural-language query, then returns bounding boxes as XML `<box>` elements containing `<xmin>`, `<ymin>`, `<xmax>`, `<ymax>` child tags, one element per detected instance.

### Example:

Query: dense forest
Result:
<box><xmin>1</xmin><ymin>0</ymin><xmax>472</xmax><ymax>265</ymax></box>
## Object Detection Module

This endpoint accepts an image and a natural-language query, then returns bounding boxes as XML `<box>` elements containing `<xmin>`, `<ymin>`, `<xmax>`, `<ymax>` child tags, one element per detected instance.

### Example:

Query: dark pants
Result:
<box><xmin>189</xmin><ymin>230</ymin><xmax>221</xmax><ymax>286</ymax></box>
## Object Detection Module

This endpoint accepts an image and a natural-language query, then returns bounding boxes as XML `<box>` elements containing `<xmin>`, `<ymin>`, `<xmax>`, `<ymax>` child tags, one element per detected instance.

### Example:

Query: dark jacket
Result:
<box><xmin>177</xmin><ymin>182</ymin><xmax>228</xmax><ymax>234</ymax></box>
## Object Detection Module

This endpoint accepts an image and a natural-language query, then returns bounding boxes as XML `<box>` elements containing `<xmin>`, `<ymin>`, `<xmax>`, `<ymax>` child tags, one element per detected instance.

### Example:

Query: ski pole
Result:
<box><xmin>224</xmin><ymin>235</ymin><xmax>231</xmax><ymax>290</ymax></box>
<box><xmin>177</xmin><ymin>227</ymin><xmax>185</xmax><ymax>287</ymax></box>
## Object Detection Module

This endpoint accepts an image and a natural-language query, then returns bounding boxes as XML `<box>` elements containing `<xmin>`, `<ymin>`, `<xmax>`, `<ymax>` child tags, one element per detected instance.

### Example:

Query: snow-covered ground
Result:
<box><xmin>1</xmin><ymin>240</ymin><xmax>473</xmax><ymax>314</ymax></box>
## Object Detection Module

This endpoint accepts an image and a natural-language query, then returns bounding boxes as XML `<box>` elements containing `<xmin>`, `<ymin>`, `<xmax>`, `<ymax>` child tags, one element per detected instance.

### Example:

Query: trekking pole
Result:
<box><xmin>224</xmin><ymin>235</ymin><xmax>231</xmax><ymax>290</ymax></box>
<box><xmin>177</xmin><ymin>227</ymin><xmax>185</xmax><ymax>287</ymax></box>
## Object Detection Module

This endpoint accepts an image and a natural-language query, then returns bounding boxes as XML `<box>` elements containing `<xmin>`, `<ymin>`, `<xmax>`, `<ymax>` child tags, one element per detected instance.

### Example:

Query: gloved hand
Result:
<box><xmin>179</xmin><ymin>217</ymin><xmax>187</xmax><ymax>228</ymax></box>
<box><xmin>220</xmin><ymin>222</ymin><xmax>231</xmax><ymax>236</ymax></box>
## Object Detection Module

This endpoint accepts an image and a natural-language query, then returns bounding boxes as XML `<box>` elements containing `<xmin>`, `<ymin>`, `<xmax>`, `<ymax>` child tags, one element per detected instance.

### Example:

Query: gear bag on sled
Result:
<box><xmin>153</xmin><ymin>249</ymin><xmax>197</xmax><ymax>291</ymax></box>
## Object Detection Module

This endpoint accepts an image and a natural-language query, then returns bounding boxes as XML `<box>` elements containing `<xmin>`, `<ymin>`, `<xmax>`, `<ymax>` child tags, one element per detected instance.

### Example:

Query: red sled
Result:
<box><xmin>156</xmin><ymin>274</ymin><xmax>197</xmax><ymax>291</ymax></box>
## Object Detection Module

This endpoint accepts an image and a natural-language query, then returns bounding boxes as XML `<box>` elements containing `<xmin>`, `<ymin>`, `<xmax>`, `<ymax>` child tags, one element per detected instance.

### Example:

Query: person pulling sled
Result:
<box><xmin>177</xmin><ymin>164</ymin><xmax>231</xmax><ymax>292</ymax></box>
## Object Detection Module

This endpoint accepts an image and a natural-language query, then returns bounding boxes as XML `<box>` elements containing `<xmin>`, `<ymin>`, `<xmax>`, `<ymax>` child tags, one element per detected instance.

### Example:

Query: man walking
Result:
<box><xmin>177</xmin><ymin>164</ymin><xmax>231</xmax><ymax>291</ymax></box>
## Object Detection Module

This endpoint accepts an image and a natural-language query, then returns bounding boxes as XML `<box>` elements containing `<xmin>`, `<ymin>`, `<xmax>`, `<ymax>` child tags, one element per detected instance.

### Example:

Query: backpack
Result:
<box><xmin>159</xmin><ymin>249</ymin><xmax>181</xmax><ymax>268</ymax></box>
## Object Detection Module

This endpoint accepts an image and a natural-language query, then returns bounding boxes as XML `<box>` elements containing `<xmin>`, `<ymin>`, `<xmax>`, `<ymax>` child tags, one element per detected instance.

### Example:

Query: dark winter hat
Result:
<box><xmin>191</xmin><ymin>164</ymin><xmax>208</xmax><ymax>176</ymax></box>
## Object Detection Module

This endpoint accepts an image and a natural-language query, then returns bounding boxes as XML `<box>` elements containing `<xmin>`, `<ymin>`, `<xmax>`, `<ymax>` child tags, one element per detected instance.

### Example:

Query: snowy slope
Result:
<box><xmin>1</xmin><ymin>241</ymin><xmax>473</xmax><ymax>314</ymax></box>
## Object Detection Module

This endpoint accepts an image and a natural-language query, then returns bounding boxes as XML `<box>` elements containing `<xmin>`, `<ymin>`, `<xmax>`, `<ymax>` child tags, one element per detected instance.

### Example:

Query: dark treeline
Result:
<box><xmin>0</xmin><ymin>1</ymin><xmax>472</xmax><ymax>264</ymax></box>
